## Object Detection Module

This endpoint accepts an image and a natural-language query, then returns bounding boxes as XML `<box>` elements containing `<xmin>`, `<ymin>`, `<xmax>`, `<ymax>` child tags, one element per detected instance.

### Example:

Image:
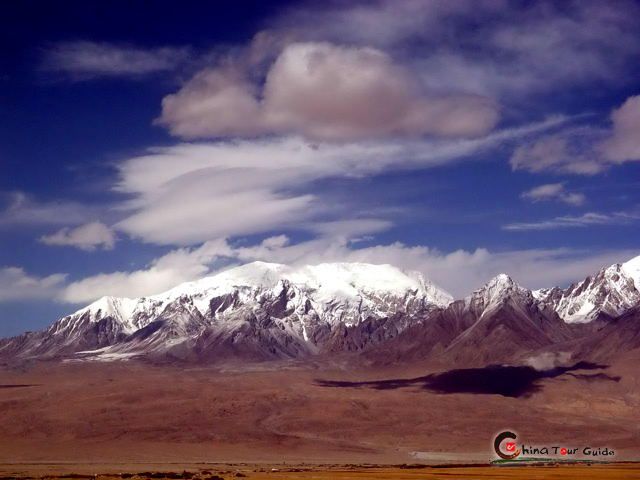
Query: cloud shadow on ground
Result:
<box><xmin>315</xmin><ymin>362</ymin><xmax>620</xmax><ymax>398</ymax></box>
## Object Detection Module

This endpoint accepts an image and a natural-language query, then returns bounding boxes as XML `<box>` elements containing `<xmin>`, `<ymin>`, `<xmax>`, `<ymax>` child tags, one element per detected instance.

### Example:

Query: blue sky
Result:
<box><xmin>2</xmin><ymin>0</ymin><xmax>640</xmax><ymax>336</ymax></box>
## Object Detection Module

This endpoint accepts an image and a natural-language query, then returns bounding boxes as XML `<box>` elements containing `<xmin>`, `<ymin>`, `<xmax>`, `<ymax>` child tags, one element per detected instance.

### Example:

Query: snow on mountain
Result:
<box><xmin>0</xmin><ymin>261</ymin><xmax>452</xmax><ymax>361</ymax></box>
<box><xmin>534</xmin><ymin>255</ymin><xmax>640</xmax><ymax>324</ymax></box>
<box><xmin>3</xmin><ymin>256</ymin><xmax>640</xmax><ymax>364</ymax></box>
<box><xmin>621</xmin><ymin>255</ymin><xmax>640</xmax><ymax>291</ymax></box>
<box><xmin>76</xmin><ymin>261</ymin><xmax>452</xmax><ymax>329</ymax></box>
<box><xmin>467</xmin><ymin>273</ymin><xmax>532</xmax><ymax>314</ymax></box>
<box><xmin>71</xmin><ymin>296</ymin><xmax>141</xmax><ymax>333</ymax></box>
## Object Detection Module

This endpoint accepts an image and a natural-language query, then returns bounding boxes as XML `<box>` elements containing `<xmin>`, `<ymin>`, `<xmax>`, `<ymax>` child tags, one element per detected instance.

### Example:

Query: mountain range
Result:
<box><xmin>2</xmin><ymin>256</ymin><xmax>640</xmax><ymax>367</ymax></box>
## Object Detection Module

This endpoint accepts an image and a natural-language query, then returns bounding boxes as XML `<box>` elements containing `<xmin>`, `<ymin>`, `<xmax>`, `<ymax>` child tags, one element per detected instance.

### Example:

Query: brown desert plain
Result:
<box><xmin>0</xmin><ymin>351</ymin><xmax>640</xmax><ymax>479</ymax></box>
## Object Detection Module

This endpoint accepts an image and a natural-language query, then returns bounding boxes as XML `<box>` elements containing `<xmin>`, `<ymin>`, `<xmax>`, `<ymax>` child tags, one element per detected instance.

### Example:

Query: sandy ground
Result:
<box><xmin>0</xmin><ymin>357</ymin><xmax>638</xmax><ymax>469</ymax></box>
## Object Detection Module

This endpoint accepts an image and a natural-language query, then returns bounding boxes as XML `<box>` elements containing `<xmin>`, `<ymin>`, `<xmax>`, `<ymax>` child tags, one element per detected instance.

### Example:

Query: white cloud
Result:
<box><xmin>113</xmin><ymin>117</ymin><xmax>567</xmax><ymax>245</ymax></box>
<box><xmin>224</xmin><ymin>238</ymin><xmax>638</xmax><ymax>296</ymax></box>
<box><xmin>600</xmin><ymin>95</ymin><xmax>640</xmax><ymax>163</ymax></box>
<box><xmin>521</xmin><ymin>183</ymin><xmax>585</xmax><ymax>206</ymax></box>
<box><xmin>301</xmin><ymin>244</ymin><xmax>639</xmax><ymax>297</ymax></box>
<box><xmin>503</xmin><ymin>210</ymin><xmax>640</xmax><ymax>231</ymax></box>
<box><xmin>41</xmin><ymin>41</ymin><xmax>191</xmax><ymax>79</ymax></box>
<box><xmin>157</xmin><ymin>41</ymin><xmax>499</xmax><ymax>141</ymax></box>
<box><xmin>60</xmin><ymin>239</ymin><xmax>232</xmax><ymax>303</ymax></box>
<box><xmin>525</xmin><ymin>352</ymin><xmax>572</xmax><ymax>371</ymax></box>
<box><xmin>272</xmin><ymin>0</ymin><xmax>640</xmax><ymax>98</ymax></box>
<box><xmin>113</xmin><ymin>139</ymin><xmax>319</xmax><ymax>245</ymax></box>
<box><xmin>510</xmin><ymin>127</ymin><xmax>606</xmax><ymax>175</ymax></box>
<box><xmin>40</xmin><ymin>2</ymin><xmax>640</xmax><ymax>95</ymax></box>
<box><xmin>0</xmin><ymin>267</ymin><xmax>67</xmax><ymax>302</ymax></box>
<box><xmin>40</xmin><ymin>222</ymin><xmax>116</xmax><ymax>251</ymax></box>
<box><xmin>57</xmin><ymin>233</ymin><xmax>639</xmax><ymax>303</ymax></box>
<box><xmin>259</xmin><ymin>234</ymin><xmax>290</xmax><ymax>249</ymax></box>
<box><xmin>561</xmin><ymin>193</ymin><xmax>587</xmax><ymax>207</ymax></box>
<box><xmin>510</xmin><ymin>93</ymin><xmax>640</xmax><ymax>175</ymax></box>
<box><xmin>272</xmin><ymin>0</ymin><xmax>491</xmax><ymax>48</ymax></box>
<box><xmin>261</xmin><ymin>43</ymin><xmax>498</xmax><ymax>140</ymax></box>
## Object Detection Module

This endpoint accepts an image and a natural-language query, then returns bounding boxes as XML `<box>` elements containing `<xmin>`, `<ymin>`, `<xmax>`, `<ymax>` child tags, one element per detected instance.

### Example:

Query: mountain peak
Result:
<box><xmin>4</xmin><ymin>255</ymin><xmax>640</xmax><ymax>363</ymax></box>
<box><xmin>19</xmin><ymin>260</ymin><xmax>453</xmax><ymax>361</ymax></box>
<box><xmin>538</xmin><ymin>254</ymin><xmax>640</xmax><ymax>324</ymax></box>
<box><xmin>488</xmin><ymin>273</ymin><xmax>515</xmax><ymax>286</ymax></box>
<box><xmin>470</xmin><ymin>273</ymin><xmax>528</xmax><ymax>310</ymax></box>
<box><xmin>78</xmin><ymin>295</ymin><xmax>136</xmax><ymax>319</ymax></box>
<box><xmin>171</xmin><ymin>261</ymin><xmax>453</xmax><ymax>306</ymax></box>
<box><xmin>481</xmin><ymin>273</ymin><xmax>521</xmax><ymax>294</ymax></box>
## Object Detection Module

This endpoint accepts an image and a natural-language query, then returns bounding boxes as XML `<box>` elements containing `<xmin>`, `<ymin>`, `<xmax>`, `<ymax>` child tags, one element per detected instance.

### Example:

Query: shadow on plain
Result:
<box><xmin>315</xmin><ymin>362</ymin><xmax>620</xmax><ymax>398</ymax></box>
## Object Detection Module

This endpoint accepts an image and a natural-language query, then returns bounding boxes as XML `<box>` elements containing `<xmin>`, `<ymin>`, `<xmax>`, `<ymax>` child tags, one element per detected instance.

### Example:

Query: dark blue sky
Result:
<box><xmin>2</xmin><ymin>0</ymin><xmax>640</xmax><ymax>336</ymax></box>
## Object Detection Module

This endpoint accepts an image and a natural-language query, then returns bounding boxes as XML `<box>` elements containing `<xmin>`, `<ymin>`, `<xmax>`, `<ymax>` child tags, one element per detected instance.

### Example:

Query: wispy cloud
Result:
<box><xmin>503</xmin><ymin>210</ymin><xmax>640</xmax><ymax>231</ymax></box>
<box><xmin>271</xmin><ymin>0</ymin><xmax>640</xmax><ymax>98</ymax></box>
<box><xmin>0</xmin><ymin>192</ymin><xmax>98</xmax><ymax>227</ymax></box>
<box><xmin>40</xmin><ymin>222</ymin><xmax>116</xmax><ymax>251</ymax></box>
<box><xmin>60</xmin><ymin>239</ymin><xmax>233</xmax><ymax>303</ymax></box>
<box><xmin>510</xmin><ymin>126</ymin><xmax>607</xmax><ymax>175</ymax></box>
<box><xmin>41</xmin><ymin>41</ymin><xmax>191</xmax><ymax>80</ymax></box>
<box><xmin>113</xmin><ymin>117</ymin><xmax>568</xmax><ymax>246</ymax></box>
<box><xmin>0</xmin><ymin>267</ymin><xmax>67</xmax><ymax>302</ymax></box>
<box><xmin>510</xmin><ymin>94</ymin><xmax>640</xmax><ymax>176</ymax></box>
<box><xmin>58</xmin><ymin>233</ymin><xmax>639</xmax><ymax>303</ymax></box>
<box><xmin>520</xmin><ymin>183</ymin><xmax>585</xmax><ymax>206</ymax></box>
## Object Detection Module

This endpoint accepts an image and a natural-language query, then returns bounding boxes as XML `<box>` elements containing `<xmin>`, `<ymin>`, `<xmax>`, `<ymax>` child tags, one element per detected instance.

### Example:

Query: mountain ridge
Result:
<box><xmin>2</xmin><ymin>256</ymin><xmax>640</xmax><ymax>366</ymax></box>
<box><xmin>0</xmin><ymin>261</ymin><xmax>450</xmax><ymax>362</ymax></box>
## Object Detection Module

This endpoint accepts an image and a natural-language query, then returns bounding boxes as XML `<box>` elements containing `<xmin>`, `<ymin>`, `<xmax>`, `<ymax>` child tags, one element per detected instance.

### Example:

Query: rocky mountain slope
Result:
<box><xmin>534</xmin><ymin>255</ymin><xmax>640</xmax><ymax>324</ymax></box>
<box><xmin>0</xmin><ymin>262</ymin><xmax>451</xmax><ymax>362</ymax></box>
<box><xmin>364</xmin><ymin>273</ymin><xmax>574</xmax><ymax>366</ymax></box>
<box><xmin>2</xmin><ymin>255</ymin><xmax>640</xmax><ymax>365</ymax></box>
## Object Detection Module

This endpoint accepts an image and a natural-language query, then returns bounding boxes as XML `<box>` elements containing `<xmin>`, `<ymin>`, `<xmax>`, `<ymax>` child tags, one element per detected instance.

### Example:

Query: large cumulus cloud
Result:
<box><xmin>157</xmin><ymin>42</ymin><xmax>499</xmax><ymax>141</ymax></box>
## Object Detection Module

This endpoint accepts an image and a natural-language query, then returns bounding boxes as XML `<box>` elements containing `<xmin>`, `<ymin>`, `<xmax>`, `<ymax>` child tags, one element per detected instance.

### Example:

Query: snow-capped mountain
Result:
<box><xmin>465</xmin><ymin>273</ymin><xmax>533</xmax><ymax>316</ymax></box>
<box><xmin>0</xmin><ymin>261</ymin><xmax>452</xmax><ymax>361</ymax></box>
<box><xmin>371</xmin><ymin>273</ymin><xmax>573</xmax><ymax>366</ymax></box>
<box><xmin>445</xmin><ymin>274</ymin><xmax>573</xmax><ymax>361</ymax></box>
<box><xmin>2</xmin><ymin>255</ymin><xmax>640</xmax><ymax>366</ymax></box>
<box><xmin>534</xmin><ymin>255</ymin><xmax>640</xmax><ymax>324</ymax></box>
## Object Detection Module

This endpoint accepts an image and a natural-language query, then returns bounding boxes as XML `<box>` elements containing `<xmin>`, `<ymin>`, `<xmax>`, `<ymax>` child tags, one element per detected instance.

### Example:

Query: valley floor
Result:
<box><xmin>0</xmin><ymin>356</ymin><xmax>638</xmax><ymax>468</ymax></box>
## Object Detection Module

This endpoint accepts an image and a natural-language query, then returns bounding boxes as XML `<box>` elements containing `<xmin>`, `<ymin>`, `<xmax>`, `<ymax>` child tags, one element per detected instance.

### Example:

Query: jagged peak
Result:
<box><xmin>477</xmin><ymin>273</ymin><xmax>522</xmax><ymax>293</ymax></box>
<box><xmin>538</xmin><ymin>254</ymin><xmax>640</xmax><ymax>324</ymax></box>
<box><xmin>488</xmin><ymin>273</ymin><xmax>516</xmax><ymax>286</ymax></box>
<box><xmin>10</xmin><ymin>253</ymin><xmax>640</xmax><ymax>363</ymax></box>
<box><xmin>470</xmin><ymin>273</ymin><xmax>529</xmax><ymax>309</ymax></box>
<box><xmin>532</xmin><ymin>286</ymin><xmax>561</xmax><ymax>302</ymax></box>
<box><xmin>79</xmin><ymin>296</ymin><xmax>124</xmax><ymax>315</ymax></box>
<box><xmin>65</xmin><ymin>261</ymin><xmax>452</xmax><ymax>330</ymax></box>
<box><xmin>71</xmin><ymin>295</ymin><xmax>139</xmax><ymax>329</ymax></box>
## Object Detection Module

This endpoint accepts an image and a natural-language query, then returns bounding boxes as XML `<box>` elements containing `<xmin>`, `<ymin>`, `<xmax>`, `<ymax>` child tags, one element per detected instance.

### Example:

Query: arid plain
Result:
<box><xmin>1</xmin><ymin>352</ymin><xmax>639</xmax><ymax>479</ymax></box>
